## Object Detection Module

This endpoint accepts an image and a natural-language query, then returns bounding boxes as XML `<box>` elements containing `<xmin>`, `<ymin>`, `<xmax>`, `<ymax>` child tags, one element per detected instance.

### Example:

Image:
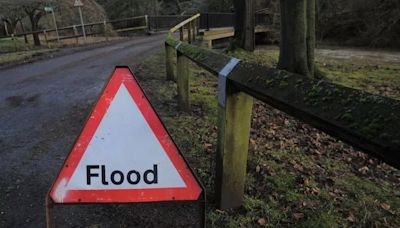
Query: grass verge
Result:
<box><xmin>133</xmin><ymin>50</ymin><xmax>400</xmax><ymax>227</ymax></box>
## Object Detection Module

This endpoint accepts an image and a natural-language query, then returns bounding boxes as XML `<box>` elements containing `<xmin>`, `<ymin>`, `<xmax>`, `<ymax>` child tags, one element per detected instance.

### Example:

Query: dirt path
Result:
<box><xmin>0</xmin><ymin>34</ymin><xmax>200</xmax><ymax>227</ymax></box>
<box><xmin>258</xmin><ymin>45</ymin><xmax>400</xmax><ymax>63</ymax></box>
<box><xmin>317</xmin><ymin>47</ymin><xmax>400</xmax><ymax>63</ymax></box>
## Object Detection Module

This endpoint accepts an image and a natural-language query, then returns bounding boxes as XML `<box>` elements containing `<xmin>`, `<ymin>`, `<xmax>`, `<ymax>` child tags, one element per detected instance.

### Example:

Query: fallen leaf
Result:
<box><xmin>257</xmin><ymin>217</ymin><xmax>267</xmax><ymax>226</ymax></box>
<box><xmin>381</xmin><ymin>203</ymin><xmax>391</xmax><ymax>211</ymax></box>
<box><xmin>346</xmin><ymin>212</ymin><xmax>356</xmax><ymax>222</ymax></box>
<box><xmin>256</xmin><ymin>165</ymin><xmax>261</xmax><ymax>173</ymax></box>
<box><xmin>312</xmin><ymin>187</ymin><xmax>321</xmax><ymax>195</ymax></box>
<box><xmin>204</xmin><ymin>143</ymin><xmax>212</xmax><ymax>148</ymax></box>
<box><xmin>358</xmin><ymin>166</ymin><xmax>369</xmax><ymax>174</ymax></box>
<box><xmin>293</xmin><ymin>163</ymin><xmax>304</xmax><ymax>172</ymax></box>
<box><xmin>292</xmin><ymin>213</ymin><xmax>304</xmax><ymax>220</ymax></box>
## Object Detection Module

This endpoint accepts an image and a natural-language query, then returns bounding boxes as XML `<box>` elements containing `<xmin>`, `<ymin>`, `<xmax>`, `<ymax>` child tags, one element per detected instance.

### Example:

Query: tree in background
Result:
<box><xmin>207</xmin><ymin>0</ymin><xmax>233</xmax><ymax>12</ymax></box>
<box><xmin>96</xmin><ymin>0</ymin><xmax>163</xmax><ymax>19</ymax></box>
<box><xmin>18</xmin><ymin>0</ymin><xmax>46</xmax><ymax>46</ymax></box>
<box><xmin>317</xmin><ymin>0</ymin><xmax>400</xmax><ymax>48</ymax></box>
<box><xmin>278</xmin><ymin>0</ymin><xmax>316</xmax><ymax>78</ymax></box>
<box><xmin>232</xmin><ymin>0</ymin><xmax>255</xmax><ymax>51</ymax></box>
<box><xmin>0</xmin><ymin>1</ymin><xmax>25</xmax><ymax>35</ymax></box>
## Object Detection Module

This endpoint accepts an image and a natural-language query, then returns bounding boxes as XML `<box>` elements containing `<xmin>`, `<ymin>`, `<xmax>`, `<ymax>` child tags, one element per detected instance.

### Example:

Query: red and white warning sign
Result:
<box><xmin>49</xmin><ymin>67</ymin><xmax>202</xmax><ymax>203</ymax></box>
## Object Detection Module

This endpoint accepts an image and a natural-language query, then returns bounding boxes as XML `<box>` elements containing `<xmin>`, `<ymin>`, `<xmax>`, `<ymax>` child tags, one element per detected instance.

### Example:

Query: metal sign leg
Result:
<box><xmin>45</xmin><ymin>193</ymin><xmax>55</xmax><ymax>228</ymax></box>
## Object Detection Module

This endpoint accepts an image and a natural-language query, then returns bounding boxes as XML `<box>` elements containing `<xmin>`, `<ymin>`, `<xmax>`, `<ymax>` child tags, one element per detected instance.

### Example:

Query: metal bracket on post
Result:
<box><xmin>218</xmin><ymin>58</ymin><xmax>240</xmax><ymax>107</ymax></box>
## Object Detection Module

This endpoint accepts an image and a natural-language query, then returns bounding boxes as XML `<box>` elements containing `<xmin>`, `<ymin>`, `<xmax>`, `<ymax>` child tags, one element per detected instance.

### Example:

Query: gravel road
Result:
<box><xmin>0</xmin><ymin>34</ymin><xmax>200</xmax><ymax>228</ymax></box>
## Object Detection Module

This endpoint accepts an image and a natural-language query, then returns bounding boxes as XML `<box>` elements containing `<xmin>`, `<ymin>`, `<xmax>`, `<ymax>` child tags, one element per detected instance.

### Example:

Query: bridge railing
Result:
<box><xmin>164</xmin><ymin>15</ymin><xmax>400</xmax><ymax>210</ymax></box>
<box><xmin>200</xmin><ymin>13</ymin><xmax>235</xmax><ymax>30</ymax></box>
<box><xmin>148</xmin><ymin>15</ymin><xmax>192</xmax><ymax>32</ymax></box>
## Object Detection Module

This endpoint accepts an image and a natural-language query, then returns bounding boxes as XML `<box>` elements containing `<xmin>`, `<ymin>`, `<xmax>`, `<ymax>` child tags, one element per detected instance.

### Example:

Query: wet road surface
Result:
<box><xmin>0</xmin><ymin>34</ymin><xmax>200</xmax><ymax>227</ymax></box>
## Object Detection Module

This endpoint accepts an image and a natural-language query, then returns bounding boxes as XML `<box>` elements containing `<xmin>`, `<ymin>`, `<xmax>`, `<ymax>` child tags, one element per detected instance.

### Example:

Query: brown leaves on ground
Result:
<box><xmin>134</xmin><ymin>54</ymin><xmax>400</xmax><ymax>227</ymax></box>
<box><xmin>292</xmin><ymin>213</ymin><xmax>305</xmax><ymax>220</ymax></box>
<box><xmin>257</xmin><ymin>217</ymin><xmax>267</xmax><ymax>226</ymax></box>
<box><xmin>346</xmin><ymin>212</ymin><xmax>356</xmax><ymax>223</ymax></box>
<box><xmin>380</xmin><ymin>203</ymin><xmax>391</xmax><ymax>211</ymax></box>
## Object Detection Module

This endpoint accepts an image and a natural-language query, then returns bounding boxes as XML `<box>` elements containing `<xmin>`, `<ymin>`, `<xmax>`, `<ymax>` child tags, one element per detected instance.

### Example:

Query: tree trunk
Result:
<box><xmin>4</xmin><ymin>19</ymin><xmax>18</xmax><ymax>35</ymax></box>
<box><xmin>278</xmin><ymin>0</ymin><xmax>315</xmax><ymax>78</ymax></box>
<box><xmin>233</xmin><ymin>0</ymin><xmax>255</xmax><ymax>51</ymax></box>
<box><xmin>20</xmin><ymin>21</ymin><xmax>29</xmax><ymax>44</ymax></box>
<box><xmin>176</xmin><ymin>0</ymin><xmax>182</xmax><ymax>14</ymax></box>
<box><xmin>31</xmin><ymin>22</ymin><xmax>41</xmax><ymax>46</ymax></box>
<box><xmin>25</xmin><ymin>8</ymin><xmax>42</xmax><ymax>46</ymax></box>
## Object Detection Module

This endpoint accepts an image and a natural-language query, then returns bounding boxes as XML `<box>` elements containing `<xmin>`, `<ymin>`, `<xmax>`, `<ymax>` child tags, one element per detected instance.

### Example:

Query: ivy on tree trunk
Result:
<box><xmin>278</xmin><ymin>0</ymin><xmax>316</xmax><ymax>78</ymax></box>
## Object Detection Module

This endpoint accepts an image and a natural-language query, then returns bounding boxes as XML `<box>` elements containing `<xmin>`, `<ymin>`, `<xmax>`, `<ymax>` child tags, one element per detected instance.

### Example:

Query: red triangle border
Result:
<box><xmin>49</xmin><ymin>67</ymin><xmax>202</xmax><ymax>203</ymax></box>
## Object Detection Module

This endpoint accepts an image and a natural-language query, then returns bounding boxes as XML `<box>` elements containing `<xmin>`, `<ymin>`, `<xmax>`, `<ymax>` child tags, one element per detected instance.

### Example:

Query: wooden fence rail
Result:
<box><xmin>0</xmin><ymin>16</ymin><xmax>149</xmax><ymax>46</ymax></box>
<box><xmin>164</xmin><ymin>25</ymin><xmax>400</xmax><ymax>209</ymax></box>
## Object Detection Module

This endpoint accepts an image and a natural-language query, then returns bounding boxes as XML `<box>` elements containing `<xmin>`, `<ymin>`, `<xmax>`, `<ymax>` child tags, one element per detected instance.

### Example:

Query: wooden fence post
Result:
<box><xmin>73</xmin><ymin>25</ymin><xmax>79</xmax><ymax>44</ymax></box>
<box><xmin>11</xmin><ymin>34</ymin><xmax>17</xmax><ymax>52</ymax></box>
<box><xmin>145</xmin><ymin>15</ymin><xmax>149</xmax><ymax>33</ymax></box>
<box><xmin>43</xmin><ymin>30</ymin><xmax>50</xmax><ymax>48</ymax></box>
<box><xmin>188</xmin><ymin>24</ymin><xmax>192</xmax><ymax>44</ymax></box>
<box><xmin>192</xmin><ymin>21</ymin><xmax>196</xmax><ymax>41</ymax></box>
<box><xmin>215</xmin><ymin>78</ymin><xmax>253</xmax><ymax>209</ymax></box>
<box><xmin>196</xmin><ymin>18</ymin><xmax>200</xmax><ymax>35</ymax></box>
<box><xmin>103</xmin><ymin>20</ymin><xmax>109</xmax><ymax>41</ymax></box>
<box><xmin>45</xmin><ymin>194</ymin><xmax>54</xmax><ymax>228</ymax></box>
<box><xmin>165</xmin><ymin>43</ymin><xmax>176</xmax><ymax>81</ymax></box>
<box><xmin>179</xmin><ymin>27</ymin><xmax>184</xmax><ymax>41</ymax></box>
<box><xmin>177</xmin><ymin>52</ymin><xmax>191</xmax><ymax>111</ymax></box>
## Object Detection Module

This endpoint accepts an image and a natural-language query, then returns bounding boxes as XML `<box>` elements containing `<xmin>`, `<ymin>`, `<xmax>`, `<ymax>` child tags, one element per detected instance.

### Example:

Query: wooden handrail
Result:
<box><xmin>169</xmin><ymin>13</ymin><xmax>200</xmax><ymax>33</ymax></box>
<box><xmin>165</xmin><ymin>35</ymin><xmax>400</xmax><ymax>209</ymax></box>
<box><xmin>166</xmin><ymin>39</ymin><xmax>400</xmax><ymax>170</ymax></box>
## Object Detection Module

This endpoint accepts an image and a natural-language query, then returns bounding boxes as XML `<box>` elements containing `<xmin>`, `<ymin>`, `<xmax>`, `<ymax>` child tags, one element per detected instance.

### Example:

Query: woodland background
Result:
<box><xmin>1</xmin><ymin>0</ymin><xmax>399</xmax><ymax>48</ymax></box>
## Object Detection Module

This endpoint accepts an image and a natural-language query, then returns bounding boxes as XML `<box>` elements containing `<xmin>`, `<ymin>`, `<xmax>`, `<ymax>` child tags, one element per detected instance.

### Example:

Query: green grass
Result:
<box><xmin>134</xmin><ymin>52</ymin><xmax>400</xmax><ymax>227</ymax></box>
<box><xmin>0</xmin><ymin>37</ymin><xmax>37</xmax><ymax>53</ymax></box>
<box><xmin>0</xmin><ymin>36</ymin><xmax>58</xmax><ymax>65</ymax></box>
<box><xmin>231</xmin><ymin>47</ymin><xmax>400</xmax><ymax>100</ymax></box>
<box><xmin>231</xmin><ymin>48</ymin><xmax>279</xmax><ymax>68</ymax></box>
<box><xmin>318</xmin><ymin>59</ymin><xmax>400</xmax><ymax>99</ymax></box>
<box><xmin>0</xmin><ymin>49</ymin><xmax>55</xmax><ymax>65</ymax></box>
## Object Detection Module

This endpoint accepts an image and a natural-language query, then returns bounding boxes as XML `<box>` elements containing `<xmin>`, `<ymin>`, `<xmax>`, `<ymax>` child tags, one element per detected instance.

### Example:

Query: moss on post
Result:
<box><xmin>165</xmin><ymin>44</ymin><xmax>176</xmax><ymax>81</ymax></box>
<box><xmin>177</xmin><ymin>52</ymin><xmax>191</xmax><ymax>111</ymax></box>
<box><xmin>215</xmin><ymin>80</ymin><xmax>254</xmax><ymax>209</ymax></box>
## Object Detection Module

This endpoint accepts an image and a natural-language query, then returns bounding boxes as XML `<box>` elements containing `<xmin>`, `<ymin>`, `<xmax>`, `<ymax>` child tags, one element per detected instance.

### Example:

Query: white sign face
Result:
<box><xmin>67</xmin><ymin>84</ymin><xmax>186</xmax><ymax>190</ymax></box>
<box><xmin>74</xmin><ymin>0</ymin><xmax>84</xmax><ymax>7</ymax></box>
<box><xmin>49</xmin><ymin>67</ymin><xmax>202</xmax><ymax>203</ymax></box>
